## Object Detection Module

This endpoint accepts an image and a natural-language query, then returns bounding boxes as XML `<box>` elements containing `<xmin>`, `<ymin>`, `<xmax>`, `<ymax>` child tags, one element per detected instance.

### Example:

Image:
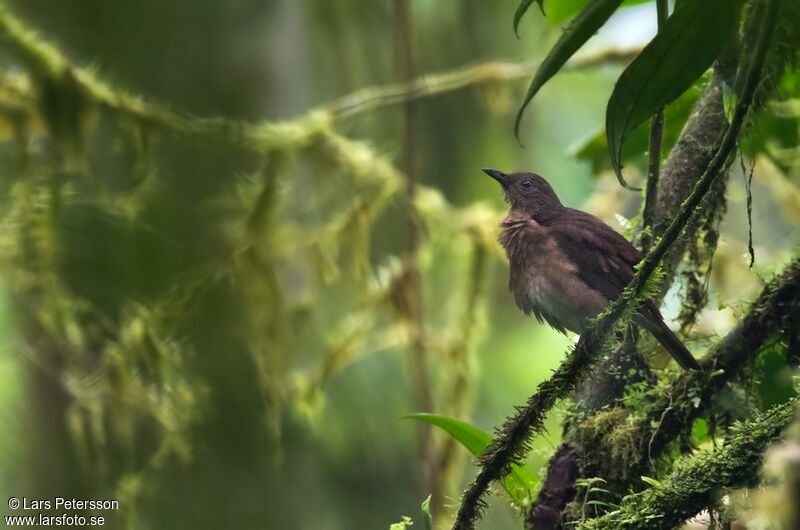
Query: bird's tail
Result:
<box><xmin>633</xmin><ymin>310</ymin><xmax>702</xmax><ymax>371</ymax></box>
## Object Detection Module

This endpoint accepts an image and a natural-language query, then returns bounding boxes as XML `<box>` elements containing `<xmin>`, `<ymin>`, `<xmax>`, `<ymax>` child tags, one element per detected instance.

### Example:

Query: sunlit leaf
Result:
<box><xmin>515</xmin><ymin>0</ymin><xmax>624</xmax><ymax>140</ymax></box>
<box><xmin>421</xmin><ymin>496</ymin><xmax>432</xmax><ymax>530</ymax></box>
<box><xmin>640</xmin><ymin>475</ymin><xmax>662</xmax><ymax>488</ymax></box>
<box><xmin>606</xmin><ymin>0</ymin><xmax>740</xmax><ymax>189</ymax></box>
<box><xmin>405</xmin><ymin>413</ymin><xmax>537</xmax><ymax>504</ymax></box>
<box><xmin>722</xmin><ymin>81</ymin><xmax>738</xmax><ymax>123</ymax></box>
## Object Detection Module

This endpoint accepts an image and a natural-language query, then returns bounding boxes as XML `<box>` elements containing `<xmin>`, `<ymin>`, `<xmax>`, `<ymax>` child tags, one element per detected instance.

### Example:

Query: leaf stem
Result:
<box><xmin>642</xmin><ymin>0</ymin><xmax>669</xmax><ymax>250</ymax></box>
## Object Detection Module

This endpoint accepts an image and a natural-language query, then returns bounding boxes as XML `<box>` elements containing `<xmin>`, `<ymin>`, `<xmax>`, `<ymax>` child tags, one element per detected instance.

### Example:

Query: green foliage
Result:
<box><xmin>406</xmin><ymin>413</ymin><xmax>537</xmax><ymax>506</ymax></box>
<box><xmin>573</xmin><ymin>477</ymin><xmax>618</xmax><ymax>523</ymax></box>
<box><xmin>606</xmin><ymin>0</ymin><xmax>740</xmax><ymax>188</ymax></box>
<box><xmin>514</xmin><ymin>0</ymin><xmax>742</xmax><ymax>188</ymax></box>
<box><xmin>638</xmin><ymin>475</ymin><xmax>661</xmax><ymax>488</ymax></box>
<box><xmin>515</xmin><ymin>0</ymin><xmax>624</xmax><ymax>140</ymax></box>
<box><xmin>572</xmin><ymin>80</ymin><xmax>702</xmax><ymax>174</ymax></box>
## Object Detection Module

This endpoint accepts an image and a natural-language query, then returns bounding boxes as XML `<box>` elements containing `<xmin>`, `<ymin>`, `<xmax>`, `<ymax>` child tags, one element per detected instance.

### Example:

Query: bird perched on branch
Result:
<box><xmin>483</xmin><ymin>168</ymin><xmax>701</xmax><ymax>371</ymax></box>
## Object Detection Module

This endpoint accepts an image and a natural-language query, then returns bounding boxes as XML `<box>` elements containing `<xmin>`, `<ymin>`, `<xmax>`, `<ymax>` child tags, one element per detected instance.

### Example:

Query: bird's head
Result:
<box><xmin>482</xmin><ymin>168</ymin><xmax>562</xmax><ymax>214</ymax></box>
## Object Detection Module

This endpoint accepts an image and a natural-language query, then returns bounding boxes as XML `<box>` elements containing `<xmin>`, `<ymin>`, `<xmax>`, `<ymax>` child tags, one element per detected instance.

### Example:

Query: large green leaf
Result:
<box><xmin>405</xmin><ymin>413</ymin><xmax>537</xmax><ymax>505</ymax></box>
<box><xmin>606</xmin><ymin>0</ymin><xmax>740</xmax><ymax>189</ymax></box>
<box><xmin>514</xmin><ymin>0</ymin><xmax>624</xmax><ymax>140</ymax></box>
<box><xmin>573</xmin><ymin>81</ymin><xmax>702</xmax><ymax>174</ymax></box>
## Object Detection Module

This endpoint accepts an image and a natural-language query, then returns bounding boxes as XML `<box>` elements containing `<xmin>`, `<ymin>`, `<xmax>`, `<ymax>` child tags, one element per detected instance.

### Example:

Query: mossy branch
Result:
<box><xmin>631</xmin><ymin>256</ymin><xmax>800</xmax><ymax>466</ymax></box>
<box><xmin>451</xmin><ymin>2</ymin><xmax>780</xmax><ymax>528</ymax></box>
<box><xmin>579</xmin><ymin>399</ymin><xmax>798</xmax><ymax>530</ymax></box>
<box><xmin>0</xmin><ymin>3</ymin><xmax>635</xmax><ymax>152</ymax></box>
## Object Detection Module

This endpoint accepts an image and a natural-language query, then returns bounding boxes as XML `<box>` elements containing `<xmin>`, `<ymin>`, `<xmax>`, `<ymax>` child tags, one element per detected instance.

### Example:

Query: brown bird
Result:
<box><xmin>484</xmin><ymin>168</ymin><xmax>701</xmax><ymax>371</ymax></box>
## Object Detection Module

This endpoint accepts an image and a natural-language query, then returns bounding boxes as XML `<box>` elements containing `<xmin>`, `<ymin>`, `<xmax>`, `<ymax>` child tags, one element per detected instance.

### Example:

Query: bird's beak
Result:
<box><xmin>482</xmin><ymin>167</ymin><xmax>507</xmax><ymax>186</ymax></box>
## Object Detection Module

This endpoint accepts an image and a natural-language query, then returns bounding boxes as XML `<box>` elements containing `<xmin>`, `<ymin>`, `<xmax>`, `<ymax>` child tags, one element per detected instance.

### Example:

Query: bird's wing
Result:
<box><xmin>542</xmin><ymin>209</ymin><xmax>641</xmax><ymax>302</ymax></box>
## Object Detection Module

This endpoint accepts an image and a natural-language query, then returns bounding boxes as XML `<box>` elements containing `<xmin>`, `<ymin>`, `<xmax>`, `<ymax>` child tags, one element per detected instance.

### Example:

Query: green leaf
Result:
<box><xmin>421</xmin><ymin>496</ymin><xmax>432</xmax><ymax>530</ymax></box>
<box><xmin>572</xmin><ymin>81</ymin><xmax>702</xmax><ymax>174</ymax></box>
<box><xmin>515</xmin><ymin>0</ymin><xmax>625</xmax><ymax>141</ymax></box>
<box><xmin>514</xmin><ymin>0</ymin><xmax>546</xmax><ymax>37</ymax></box>
<box><xmin>606</xmin><ymin>0</ymin><xmax>740</xmax><ymax>189</ymax></box>
<box><xmin>406</xmin><ymin>413</ymin><xmax>489</xmax><ymax>453</ymax></box>
<box><xmin>722</xmin><ymin>81</ymin><xmax>738</xmax><ymax>122</ymax></box>
<box><xmin>640</xmin><ymin>475</ymin><xmax>662</xmax><ymax>488</ymax></box>
<box><xmin>405</xmin><ymin>413</ymin><xmax>537</xmax><ymax>505</ymax></box>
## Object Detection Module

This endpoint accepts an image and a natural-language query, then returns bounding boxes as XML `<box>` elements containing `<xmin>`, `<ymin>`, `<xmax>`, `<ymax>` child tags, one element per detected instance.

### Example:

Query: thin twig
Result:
<box><xmin>739</xmin><ymin>152</ymin><xmax>757</xmax><ymax>268</ymax></box>
<box><xmin>641</xmin><ymin>0</ymin><xmax>669</xmax><ymax>251</ymax></box>
<box><xmin>325</xmin><ymin>49</ymin><xmax>637</xmax><ymax>121</ymax></box>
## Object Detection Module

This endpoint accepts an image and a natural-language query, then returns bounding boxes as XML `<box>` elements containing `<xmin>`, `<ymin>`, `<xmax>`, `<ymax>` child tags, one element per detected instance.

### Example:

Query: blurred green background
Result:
<box><xmin>0</xmin><ymin>1</ymin><xmax>797</xmax><ymax>529</ymax></box>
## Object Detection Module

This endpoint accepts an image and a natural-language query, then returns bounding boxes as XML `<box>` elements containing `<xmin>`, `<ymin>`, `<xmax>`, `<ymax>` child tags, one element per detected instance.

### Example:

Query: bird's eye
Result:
<box><xmin>521</xmin><ymin>180</ymin><xmax>532</xmax><ymax>188</ymax></box>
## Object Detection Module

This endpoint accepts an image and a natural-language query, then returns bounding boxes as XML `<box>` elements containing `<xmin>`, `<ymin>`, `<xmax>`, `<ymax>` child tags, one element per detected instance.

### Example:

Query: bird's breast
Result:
<box><xmin>505</xmin><ymin>230</ymin><xmax>608</xmax><ymax>334</ymax></box>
